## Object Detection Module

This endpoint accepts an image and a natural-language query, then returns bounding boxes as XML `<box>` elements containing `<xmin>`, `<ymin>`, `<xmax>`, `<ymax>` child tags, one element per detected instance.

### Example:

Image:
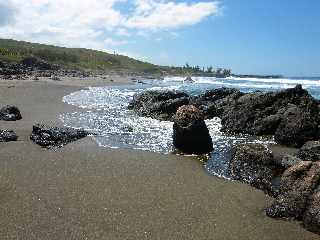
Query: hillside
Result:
<box><xmin>0</xmin><ymin>38</ymin><xmax>237</xmax><ymax>77</ymax></box>
<box><xmin>0</xmin><ymin>38</ymin><xmax>164</xmax><ymax>74</ymax></box>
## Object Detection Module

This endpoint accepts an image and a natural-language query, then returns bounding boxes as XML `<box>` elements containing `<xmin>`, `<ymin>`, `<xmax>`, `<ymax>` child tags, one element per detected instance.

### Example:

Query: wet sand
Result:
<box><xmin>0</xmin><ymin>77</ymin><xmax>319</xmax><ymax>239</ymax></box>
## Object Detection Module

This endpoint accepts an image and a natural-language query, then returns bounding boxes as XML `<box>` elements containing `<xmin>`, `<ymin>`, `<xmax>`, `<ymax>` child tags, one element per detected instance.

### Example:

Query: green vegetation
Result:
<box><xmin>0</xmin><ymin>38</ymin><xmax>232</xmax><ymax>76</ymax></box>
<box><xmin>0</xmin><ymin>38</ymin><xmax>161</xmax><ymax>73</ymax></box>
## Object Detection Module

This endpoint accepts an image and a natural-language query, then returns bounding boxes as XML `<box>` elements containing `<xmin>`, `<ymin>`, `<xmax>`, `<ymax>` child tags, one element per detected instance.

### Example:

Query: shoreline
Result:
<box><xmin>0</xmin><ymin>76</ymin><xmax>319</xmax><ymax>239</ymax></box>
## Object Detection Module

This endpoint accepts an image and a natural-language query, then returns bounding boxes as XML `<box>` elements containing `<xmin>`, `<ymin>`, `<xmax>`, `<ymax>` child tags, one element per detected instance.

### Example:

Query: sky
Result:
<box><xmin>0</xmin><ymin>0</ymin><xmax>319</xmax><ymax>76</ymax></box>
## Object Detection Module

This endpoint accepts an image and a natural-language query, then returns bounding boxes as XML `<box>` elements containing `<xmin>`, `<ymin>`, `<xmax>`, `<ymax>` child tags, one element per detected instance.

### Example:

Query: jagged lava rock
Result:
<box><xmin>229</xmin><ymin>144</ymin><xmax>275</xmax><ymax>193</ymax></box>
<box><xmin>0</xmin><ymin>105</ymin><xmax>22</xmax><ymax>121</ymax></box>
<box><xmin>128</xmin><ymin>90</ymin><xmax>190</xmax><ymax>121</ymax></box>
<box><xmin>191</xmin><ymin>88</ymin><xmax>243</xmax><ymax>119</ymax></box>
<box><xmin>266</xmin><ymin>161</ymin><xmax>320</xmax><ymax>219</ymax></box>
<box><xmin>221</xmin><ymin>85</ymin><xmax>319</xmax><ymax>147</ymax></box>
<box><xmin>30</xmin><ymin>124</ymin><xmax>88</xmax><ymax>148</ymax></box>
<box><xmin>173</xmin><ymin>105</ymin><xmax>213</xmax><ymax>154</ymax></box>
<box><xmin>0</xmin><ymin>130</ymin><xmax>18</xmax><ymax>142</ymax></box>
<box><xmin>298</xmin><ymin>141</ymin><xmax>320</xmax><ymax>161</ymax></box>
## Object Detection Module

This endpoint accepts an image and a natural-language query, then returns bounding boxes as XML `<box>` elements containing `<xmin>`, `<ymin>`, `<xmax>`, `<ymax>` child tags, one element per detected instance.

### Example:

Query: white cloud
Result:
<box><xmin>0</xmin><ymin>0</ymin><xmax>220</xmax><ymax>54</ymax></box>
<box><xmin>0</xmin><ymin>0</ymin><xmax>126</xmax><ymax>51</ymax></box>
<box><xmin>125</xmin><ymin>0</ymin><xmax>220</xmax><ymax>30</ymax></box>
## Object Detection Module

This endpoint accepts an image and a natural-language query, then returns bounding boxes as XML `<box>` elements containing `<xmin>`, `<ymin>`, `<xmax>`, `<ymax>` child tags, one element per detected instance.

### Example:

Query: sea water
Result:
<box><xmin>60</xmin><ymin>76</ymin><xmax>320</xmax><ymax>178</ymax></box>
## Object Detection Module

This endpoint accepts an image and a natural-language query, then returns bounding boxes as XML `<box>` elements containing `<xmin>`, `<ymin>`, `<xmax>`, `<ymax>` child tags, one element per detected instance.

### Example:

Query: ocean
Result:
<box><xmin>61</xmin><ymin>76</ymin><xmax>320</xmax><ymax>178</ymax></box>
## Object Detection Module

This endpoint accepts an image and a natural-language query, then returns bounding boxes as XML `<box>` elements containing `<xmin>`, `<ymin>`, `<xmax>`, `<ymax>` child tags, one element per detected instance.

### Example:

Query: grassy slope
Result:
<box><xmin>0</xmin><ymin>38</ymin><xmax>170</xmax><ymax>73</ymax></box>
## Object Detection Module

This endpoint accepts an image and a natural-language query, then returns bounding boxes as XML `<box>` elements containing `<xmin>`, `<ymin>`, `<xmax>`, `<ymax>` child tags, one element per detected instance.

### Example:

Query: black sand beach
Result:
<box><xmin>0</xmin><ymin>77</ymin><xmax>319</xmax><ymax>239</ymax></box>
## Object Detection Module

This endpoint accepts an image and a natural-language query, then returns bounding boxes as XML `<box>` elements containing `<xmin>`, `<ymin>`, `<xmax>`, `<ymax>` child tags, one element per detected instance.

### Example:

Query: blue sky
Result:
<box><xmin>0</xmin><ymin>0</ymin><xmax>319</xmax><ymax>76</ymax></box>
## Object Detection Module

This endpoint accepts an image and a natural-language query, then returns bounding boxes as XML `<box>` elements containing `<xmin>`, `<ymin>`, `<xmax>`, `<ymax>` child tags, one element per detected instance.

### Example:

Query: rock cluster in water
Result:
<box><xmin>229</xmin><ymin>142</ymin><xmax>320</xmax><ymax>235</ymax></box>
<box><xmin>128</xmin><ymin>84</ymin><xmax>320</xmax><ymax>234</ymax></box>
<box><xmin>128</xmin><ymin>90</ymin><xmax>190</xmax><ymax>121</ymax></box>
<box><xmin>30</xmin><ymin>124</ymin><xmax>89</xmax><ymax>148</ymax></box>
<box><xmin>173</xmin><ymin>105</ymin><xmax>213</xmax><ymax>154</ymax></box>
<box><xmin>129</xmin><ymin>85</ymin><xmax>320</xmax><ymax>148</ymax></box>
<box><xmin>229</xmin><ymin>144</ymin><xmax>275</xmax><ymax>193</ymax></box>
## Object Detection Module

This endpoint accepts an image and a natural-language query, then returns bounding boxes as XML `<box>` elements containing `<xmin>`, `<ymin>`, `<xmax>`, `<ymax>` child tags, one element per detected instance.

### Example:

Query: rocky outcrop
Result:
<box><xmin>266</xmin><ymin>161</ymin><xmax>320</xmax><ymax>219</ymax></box>
<box><xmin>173</xmin><ymin>105</ymin><xmax>213</xmax><ymax>154</ymax></box>
<box><xmin>21</xmin><ymin>57</ymin><xmax>58</xmax><ymax>70</ymax></box>
<box><xmin>0</xmin><ymin>105</ymin><xmax>22</xmax><ymax>121</ymax></box>
<box><xmin>0</xmin><ymin>130</ymin><xmax>18</xmax><ymax>142</ymax></box>
<box><xmin>129</xmin><ymin>85</ymin><xmax>319</xmax><ymax>147</ymax></box>
<box><xmin>227</xmin><ymin>142</ymin><xmax>320</xmax><ymax>234</ymax></box>
<box><xmin>184</xmin><ymin>76</ymin><xmax>194</xmax><ymax>83</ymax></box>
<box><xmin>273</xmin><ymin>154</ymin><xmax>302</xmax><ymax>169</ymax></box>
<box><xmin>274</xmin><ymin>105</ymin><xmax>319</xmax><ymax>147</ymax></box>
<box><xmin>30</xmin><ymin>124</ymin><xmax>88</xmax><ymax>148</ymax></box>
<box><xmin>128</xmin><ymin>90</ymin><xmax>190</xmax><ymax>121</ymax></box>
<box><xmin>191</xmin><ymin>88</ymin><xmax>243</xmax><ymax>119</ymax></box>
<box><xmin>298</xmin><ymin>141</ymin><xmax>320</xmax><ymax>161</ymax></box>
<box><xmin>0</xmin><ymin>61</ymin><xmax>26</xmax><ymax>76</ymax></box>
<box><xmin>221</xmin><ymin>85</ymin><xmax>319</xmax><ymax>147</ymax></box>
<box><xmin>229</xmin><ymin>144</ymin><xmax>275</xmax><ymax>193</ymax></box>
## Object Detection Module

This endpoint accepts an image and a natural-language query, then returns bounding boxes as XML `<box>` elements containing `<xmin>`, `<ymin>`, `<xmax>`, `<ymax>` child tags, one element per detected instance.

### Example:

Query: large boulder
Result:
<box><xmin>229</xmin><ymin>144</ymin><xmax>275</xmax><ymax>193</ymax></box>
<box><xmin>0</xmin><ymin>130</ymin><xmax>18</xmax><ymax>142</ymax></box>
<box><xmin>298</xmin><ymin>141</ymin><xmax>320</xmax><ymax>161</ymax></box>
<box><xmin>128</xmin><ymin>90</ymin><xmax>190</xmax><ymax>121</ymax></box>
<box><xmin>30</xmin><ymin>124</ymin><xmax>88</xmax><ymax>148</ymax></box>
<box><xmin>274</xmin><ymin>104</ymin><xmax>319</xmax><ymax>147</ymax></box>
<box><xmin>0</xmin><ymin>105</ymin><xmax>22</xmax><ymax>121</ymax></box>
<box><xmin>266</xmin><ymin>161</ymin><xmax>320</xmax><ymax>219</ymax></box>
<box><xmin>173</xmin><ymin>105</ymin><xmax>213</xmax><ymax>154</ymax></box>
<box><xmin>191</xmin><ymin>88</ymin><xmax>243</xmax><ymax>119</ymax></box>
<box><xmin>221</xmin><ymin>85</ymin><xmax>319</xmax><ymax>147</ymax></box>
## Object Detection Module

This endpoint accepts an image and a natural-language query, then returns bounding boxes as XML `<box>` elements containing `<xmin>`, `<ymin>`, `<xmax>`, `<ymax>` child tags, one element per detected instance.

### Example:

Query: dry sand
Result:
<box><xmin>0</xmin><ymin>77</ymin><xmax>319</xmax><ymax>240</ymax></box>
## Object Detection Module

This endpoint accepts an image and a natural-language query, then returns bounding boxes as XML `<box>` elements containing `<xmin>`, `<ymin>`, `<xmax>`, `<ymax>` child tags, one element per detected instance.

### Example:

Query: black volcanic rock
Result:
<box><xmin>221</xmin><ymin>85</ymin><xmax>319</xmax><ymax>147</ymax></box>
<box><xmin>298</xmin><ymin>141</ymin><xmax>320</xmax><ymax>161</ymax></box>
<box><xmin>229</xmin><ymin>144</ymin><xmax>275</xmax><ymax>193</ymax></box>
<box><xmin>274</xmin><ymin>104</ymin><xmax>319</xmax><ymax>147</ymax></box>
<box><xmin>191</xmin><ymin>87</ymin><xmax>243</xmax><ymax>119</ymax></box>
<box><xmin>0</xmin><ymin>130</ymin><xmax>18</xmax><ymax>142</ymax></box>
<box><xmin>266</xmin><ymin>161</ymin><xmax>320</xmax><ymax>219</ymax></box>
<box><xmin>303</xmin><ymin>189</ymin><xmax>320</xmax><ymax>234</ymax></box>
<box><xmin>173</xmin><ymin>105</ymin><xmax>213</xmax><ymax>154</ymax></box>
<box><xmin>0</xmin><ymin>62</ymin><xmax>26</xmax><ymax>76</ymax></box>
<box><xmin>274</xmin><ymin>154</ymin><xmax>302</xmax><ymax>169</ymax></box>
<box><xmin>128</xmin><ymin>90</ymin><xmax>190</xmax><ymax>121</ymax></box>
<box><xmin>129</xmin><ymin>85</ymin><xmax>319</xmax><ymax>147</ymax></box>
<box><xmin>0</xmin><ymin>105</ymin><xmax>22</xmax><ymax>121</ymax></box>
<box><xmin>30</xmin><ymin>124</ymin><xmax>88</xmax><ymax>148</ymax></box>
<box><xmin>21</xmin><ymin>57</ymin><xmax>57</xmax><ymax>70</ymax></box>
<box><xmin>184</xmin><ymin>76</ymin><xmax>194</xmax><ymax>83</ymax></box>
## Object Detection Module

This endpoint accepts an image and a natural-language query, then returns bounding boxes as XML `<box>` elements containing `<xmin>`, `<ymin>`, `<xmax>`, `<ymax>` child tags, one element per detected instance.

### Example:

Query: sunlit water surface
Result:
<box><xmin>61</xmin><ymin>76</ymin><xmax>320</xmax><ymax>178</ymax></box>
